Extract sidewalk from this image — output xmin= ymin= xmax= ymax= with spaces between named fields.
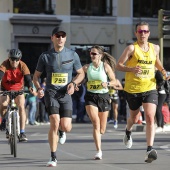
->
xmin=133 ymin=123 xmax=170 ymax=132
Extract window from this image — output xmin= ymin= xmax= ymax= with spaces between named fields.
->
xmin=71 ymin=0 xmax=112 ymax=16
xmin=13 ymin=0 xmax=54 ymax=14
xmin=133 ymin=0 xmax=170 ymax=18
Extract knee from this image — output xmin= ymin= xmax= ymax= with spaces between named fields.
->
xmin=129 ymin=116 xmax=139 ymax=124
xmin=61 ymin=124 xmax=72 ymax=132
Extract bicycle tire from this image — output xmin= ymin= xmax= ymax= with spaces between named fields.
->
xmin=12 ymin=112 xmax=17 ymax=157
xmin=10 ymin=137 xmax=13 ymax=155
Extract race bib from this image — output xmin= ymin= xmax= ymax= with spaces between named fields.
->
xmin=87 ymin=80 xmax=103 ymax=90
xmin=51 ymin=73 xmax=68 ymax=86
xmin=109 ymin=87 xmax=116 ymax=95
xmin=135 ymin=66 xmax=153 ymax=79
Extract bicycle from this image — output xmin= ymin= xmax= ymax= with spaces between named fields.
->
xmin=0 ymin=90 xmax=24 ymax=157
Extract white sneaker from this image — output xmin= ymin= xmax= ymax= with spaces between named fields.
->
xmin=59 ymin=131 xmax=66 ymax=144
xmin=107 ymin=119 xmax=114 ymax=124
xmin=145 ymin=149 xmax=157 ymax=163
xmin=155 ymin=127 xmax=163 ymax=133
xmin=113 ymin=120 xmax=118 ymax=129
xmin=46 ymin=157 xmax=57 ymax=167
xmin=94 ymin=151 xmax=102 ymax=160
xmin=123 ymin=134 xmax=132 ymax=149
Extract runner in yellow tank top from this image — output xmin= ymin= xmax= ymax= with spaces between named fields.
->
xmin=116 ymin=21 xmax=170 ymax=163
xmin=125 ymin=42 xmax=156 ymax=93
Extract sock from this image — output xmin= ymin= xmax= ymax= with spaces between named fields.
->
xmin=126 ymin=129 xmax=131 ymax=137
xmin=20 ymin=129 xmax=25 ymax=133
xmin=51 ymin=152 xmax=56 ymax=158
xmin=147 ymin=146 xmax=153 ymax=152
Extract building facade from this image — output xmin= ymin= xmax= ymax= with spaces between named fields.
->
xmin=0 ymin=0 xmax=170 ymax=80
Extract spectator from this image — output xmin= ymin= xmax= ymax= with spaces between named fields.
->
xmin=108 ymin=78 xmax=123 ymax=129
xmin=25 ymin=77 xmax=38 ymax=125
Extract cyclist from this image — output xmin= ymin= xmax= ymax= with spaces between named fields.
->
xmin=0 ymin=49 xmax=35 ymax=142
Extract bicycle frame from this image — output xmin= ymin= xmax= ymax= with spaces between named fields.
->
xmin=0 ymin=90 xmax=24 ymax=157
xmin=7 ymin=99 xmax=20 ymax=137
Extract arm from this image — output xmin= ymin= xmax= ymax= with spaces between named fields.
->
xmin=0 ymin=70 xmax=4 ymax=90
xmin=101 ymin=63 xmax=116 ymax=88
xmin=154 ymin=44 xmax=169 ymax=79
xmin=33 ymin=70 xmax=44 ymax=98
xmin=113 ymin=79 xmax=123 ymax=90
xmin=116 ymin=45 xmax=142 ymax=74
xmin=67 ymin=67 xmax=85 ymax=95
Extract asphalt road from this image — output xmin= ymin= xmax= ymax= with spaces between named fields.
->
xmin=0 ymin=121 xmax=170 ymax=170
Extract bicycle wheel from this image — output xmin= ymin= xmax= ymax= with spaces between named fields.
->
xmin=12 ymin=112 xmax=17 ymax=157
xmin=9 ymin=136 xmax=13 ymax=155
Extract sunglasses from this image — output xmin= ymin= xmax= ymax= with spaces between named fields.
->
xmin=10 ymin=58 xmax=20 ymax=61
xmin=54 ymin=33 xmax=66 ymax=38
xmin=137 ymin=30 xmax=150 ymax=34
xmin=90 ymin=52 xmax=99 ymax=56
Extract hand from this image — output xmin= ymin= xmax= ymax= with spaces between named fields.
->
xmin=67 ymin=83 xmax=75 ymax=95
xmin=133 ymin=65 xmax=142 ymax=74
xmin=101 ymin=82 xmax=108 ymax=89
xmin=37 ymin=88 xmax=44 ymax=98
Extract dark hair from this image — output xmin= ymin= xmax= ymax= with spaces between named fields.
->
xmin=8 ymin=49 xmax=22 ymax=59
xmin=91 ymin=45 xmax=116 ymax=71
xmin=135 ymin=21 xmax=150 ymax=32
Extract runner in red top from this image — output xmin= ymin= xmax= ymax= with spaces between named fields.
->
xmin=0 ymin=49 xmax=36 ymax=141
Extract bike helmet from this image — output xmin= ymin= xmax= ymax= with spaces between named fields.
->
xmin=8 ymin=49 xmax=22 ymax=59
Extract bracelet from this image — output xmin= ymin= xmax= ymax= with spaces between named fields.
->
xmin=71 ymin=81 xmax=77 ymax=88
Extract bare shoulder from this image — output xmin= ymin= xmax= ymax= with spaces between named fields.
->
xmin=83 ymin=64 xmax=90 ymax=73
xmin=153 ymin=44 xmax=160 ymax=52
xmin=127 ymin=44 xmax=135 ymax=53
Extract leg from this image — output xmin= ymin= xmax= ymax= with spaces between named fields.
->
xmin=155 ymin=93 xmax=166 ymax=128
xmin=86 ymin=105 xmax=102 ymax=152
xmin=15 ymin=94 xmax=26 ymax=131
xmin=0 ymin=95 xmax=9 ymax=130
xmin=0 ymin=95 xmax=9 ymax=117
xmin=143 ymin=103 xmax=156 ymax=147
xmin=123 ymin=107 xmax=140 ymax=149
xmin=143 ymin=102 xmax=158 ymax=163
xmin=48 ymin=114 xmax=60 ymax=152
xmin=126 ymin=108 xmax=140 ymax=131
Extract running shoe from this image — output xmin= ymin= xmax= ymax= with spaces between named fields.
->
xmin=19 ymin=133 xmax=28 ymax=142
xmin=123 ymin=134 xmax=133 ymax=149
xmin=107 ymin=119 xmax=114 ymax=124
xmin=46 ymin=157 xmax=57 ymax=167
xmin=94 ymin=151 xmax=102 ymax=160
xmin=0 ymin=119 xmax=6 ymax=131
xmin=59 ymin=130 xmax=66 ymax=144
xmin=6 ymin=129 xmax=9 ymax=139
xmin=113 ymin=120 xmax=118 ymax=129
xmin=145 ymin=149 xmax=157 ymax=163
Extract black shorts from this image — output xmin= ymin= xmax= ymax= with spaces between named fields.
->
xmin=44 ymin=89 xmax=72 ymax=118
xmin=85 ymin=92 xmax=111 ymax=112
xmin=125 ymin=90 xmax=158 ymax=111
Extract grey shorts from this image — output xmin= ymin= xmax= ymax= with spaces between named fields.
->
xmin=85 ymin=92 xmax=111 ymax=112
xmin=44 ymin=89 xmax=72 ymax=118
xmin=125 ymin=90 xmax=158 ymax=111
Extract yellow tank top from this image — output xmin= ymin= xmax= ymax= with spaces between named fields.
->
xmin=124 ymin=42 xmax=156 ymax=93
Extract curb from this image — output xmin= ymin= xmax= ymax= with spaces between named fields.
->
xmin=133 ymin=124 xmax=170 ymax=132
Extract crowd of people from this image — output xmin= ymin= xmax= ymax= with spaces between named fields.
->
xmin=0 ymin=21 xmax=170 ymax=167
